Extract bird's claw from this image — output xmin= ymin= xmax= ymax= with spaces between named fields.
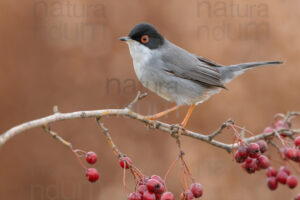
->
xmin=170 ymin=124 xmax=185 ymax=138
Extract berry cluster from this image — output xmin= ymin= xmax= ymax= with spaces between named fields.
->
xmin=71 ymin=150 xmax=100 ymax=183
xmin=234 ymin=116 xmax=300 ymax=198
xmin=84 ymin=151 xmax=99 ymax=182
xmin=266 ymin=166 xmax=298 ymax=190
xmin=128 ymin=175 xmax=168 ymax=200
xmin=128 ymin=176 xmax=203 ymax=200
xmin=118 ymin=156 xmax=203 ymax=200
xmin=235 ymin=140 xmax=270 ymax=174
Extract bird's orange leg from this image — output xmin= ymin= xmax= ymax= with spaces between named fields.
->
xmin=146 ymin=105 xmax=180 ymax=120
xmin=180 ymin=104 xmax=196 ymax=128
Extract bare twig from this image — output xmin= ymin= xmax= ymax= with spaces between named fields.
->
xmin=283 ymin=111 xmax=300 ymax=128
xmin=96 ymin=117 xmax=122 ymax=157
xmin=127 ymin=91 xmax=148 ymax=110
xmin=0 ymin=93 xmax=299 ymax=153
xmin=208 ymin=119 xmax=233 ymax=141
xmin=53 ymin=105 xmax=60 ymax=114
xmin=43 ymin=126 xmax=72 ymax=148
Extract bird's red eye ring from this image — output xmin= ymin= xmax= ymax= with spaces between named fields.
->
xmin=141 ymin=35 xmax=149 ymax=43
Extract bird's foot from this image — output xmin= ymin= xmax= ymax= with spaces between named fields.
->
xmin=170 ymin=124 xmax=186 ymax=138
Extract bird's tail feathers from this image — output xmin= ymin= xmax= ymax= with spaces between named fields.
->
xmin=220 ymin=61 xmax=283 ymax=84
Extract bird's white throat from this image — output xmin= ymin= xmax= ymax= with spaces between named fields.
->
xmin=126 ymin=40 xmax=153 ymax=79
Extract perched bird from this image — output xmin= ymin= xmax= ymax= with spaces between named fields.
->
xmin=120 ymin=23 xmax=282 ymax=128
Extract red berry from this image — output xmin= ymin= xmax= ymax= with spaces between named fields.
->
xmin=85 ymin=168 xmax=99 ymax=182
xmin=286 ymin=148 xmax=298 ymax=160
xmin=143 ymin=191 xmax=156 ymax=200
xmin=128 ymin=192 xmax=142 ymax=200
xmin=138 ymin=184 xmax=147 ymax=195
xmin=119 ymin=157 xmax=132 ymax=169
xmin=264 ymin=126 xmax=273 ymax=133
xmin=244 ymin=157 xmax=257 ymax=174
xmin=295 ymin=193 xmax=300 ymax=200
xmin=267 ymin=177 xmax=278 ymax=190
xmin=161 ymin=192 xmax=175 ymax=200
xmin=279 ymin=166 xmax=291 ymax=175
xmin=266 ymin=167 xmax=277 ymax=177
xmin=248 ymin=143 xmax=260 ymax=158
xmin=234 ymin=146 xmax=248 ymax=163
xmin=277 ymin=170 xmax=288 ymax=184
xmin=146 ymin=178 xmax=161 ymax=193
xmin=234 ymin=151 xmax=244 ymax=163
xmin=287 ymin=175 xmax=298 ymax=189
xmin=248 ymin=143 xmax=260 ymax=153
xmin=256 ymin=140 xmax=268 ymax=153
xmin=295 ymin=136 xmax=300 ymax=147
xmin=257 ymin=155 xmax=270 ymax=169
xmin=85 ymin=151 xmax=98 ymax=164
xmin=190 ymin=183 xmax=203 ymax=198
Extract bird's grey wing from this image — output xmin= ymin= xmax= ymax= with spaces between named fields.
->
xmin=160 ymin=43 xmax=225 ymax=88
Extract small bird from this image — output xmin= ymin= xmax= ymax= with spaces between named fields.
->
xmin=120 ymin=23 xmax=283 ymax=128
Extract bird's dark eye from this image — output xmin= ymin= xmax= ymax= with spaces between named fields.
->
xmin=141 ymin=35 xmax=149 ymax=44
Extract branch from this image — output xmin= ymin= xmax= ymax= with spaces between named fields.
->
xmin=0 ymin=94 xmax=299 ymax=153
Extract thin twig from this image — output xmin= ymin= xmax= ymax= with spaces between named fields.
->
xmin=42 ymin=126 xmax=72 ymax=148
xmin=208 ymin=119 xmax=233 ymax=141
xmin=283 ymin=111 xmax=300 ymax=128
xmin=96 ymin=117 xmax=122 ymax=157
xmin=43 ymin=126 xmax=87 ymax=169
xmin=53 ymin=105 xmax=60 ymax=114
xmin=126 ymin=91 xmax=148 ymax=110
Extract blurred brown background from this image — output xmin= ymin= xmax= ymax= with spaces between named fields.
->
xmin=0 ymin=0 xmax=300 ymax=199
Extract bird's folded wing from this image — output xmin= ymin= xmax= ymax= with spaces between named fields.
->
xmin=161 ymin=49 xmax=225 ymax=88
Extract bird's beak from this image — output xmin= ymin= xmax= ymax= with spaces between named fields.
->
xmin=119 ymin=36 xmax=130 ymax=41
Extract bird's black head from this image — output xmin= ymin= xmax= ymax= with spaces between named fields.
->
xmin=120 ymin=23 xmax=164 ymax=49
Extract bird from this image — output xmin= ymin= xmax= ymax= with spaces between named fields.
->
xmin=119 ymin=23 xmax=283 ymax=128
